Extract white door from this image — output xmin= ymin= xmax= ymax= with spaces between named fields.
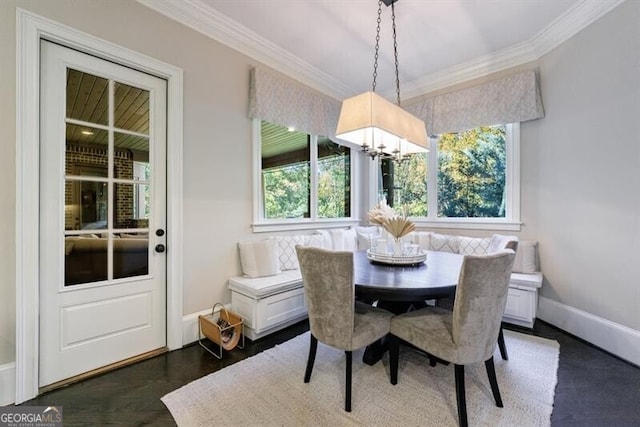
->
xmin=39 ymin=41 xmax=167 ymax=387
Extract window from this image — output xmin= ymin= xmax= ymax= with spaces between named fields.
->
xmin=317 ymin=137 xmax=351 ymax=218
xmin=381 ymin=123 xmax=520 ymax=229
xmin=257 ymin=120 xmax=352 ymax=227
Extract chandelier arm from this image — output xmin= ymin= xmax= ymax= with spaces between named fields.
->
xmin=372 ymin=0 xmax=383 ymax=92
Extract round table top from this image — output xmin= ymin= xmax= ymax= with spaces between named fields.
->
xmin=353 ymin=250 xmax=463 ymax=301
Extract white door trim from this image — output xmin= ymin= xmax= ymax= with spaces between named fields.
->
xmin=15 ymin=9 xmax=184 ymax=403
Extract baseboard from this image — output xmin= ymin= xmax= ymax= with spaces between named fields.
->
xmin=181 ymin=308 xmax=217 ymax=346
xmin=0 ymin=362 xmax=16 ymax=406
xmin=538 ymin=296 xmax=640 ymax=366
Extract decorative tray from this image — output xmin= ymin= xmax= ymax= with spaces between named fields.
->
xmin=366 ymin=249 xmax=427 ymax=266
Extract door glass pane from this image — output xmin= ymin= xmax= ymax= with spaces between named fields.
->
xmin=63 ymin=68 xmax=154 ymax=285
xmin=133 ymin=161 xmax=151 ymax=182
xmin=65 ymin=179 xmax=108 ymax=231
xmin=114 ymin=132 xmax=149 ymax=152
xmin=66 ymin=68 xmax=108 ymax=125
xmin=64 ymin=236 xmax=108 ymax=286
xmin=66 ymin=124 xmax=109 ymax=178
xmin=114 ymin=183 xmax=150 ymax=229
xmin=114 ymin=232 xmax=149 ymax=279
xmin=114 ymin=82 xmax=149 ymax=134
xmin=114 ymin=132 xmax=150 ymax=180
xmin=133 ymin=183 xmax=151 ymax=220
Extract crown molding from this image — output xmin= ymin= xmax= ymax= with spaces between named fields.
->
xmin=398 ymin=0 xmax=625 ymax=99
xmin=531 ymin=0 xmax=627 ymax=58
xmin=137 ymin=0 xmax=353 ymax=99
xmin=396 ymin=40 xmax=538 ymax=101
xmin=138 ymin=0 xmax=625 ymax=101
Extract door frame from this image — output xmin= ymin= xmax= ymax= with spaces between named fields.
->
xmin=16 ymin=9 xmax=184 ymax=403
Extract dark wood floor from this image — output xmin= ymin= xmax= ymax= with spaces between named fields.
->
xmin=16 ymin=319 xmax=640 ymax=426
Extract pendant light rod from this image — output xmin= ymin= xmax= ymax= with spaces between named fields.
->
xmin=371 ymin=1 xmax=383 ymax=93
xmin=391 ymin=1 xmax=401 ymax=106
xmin=335 ymin=0 xmax=428 ymax=163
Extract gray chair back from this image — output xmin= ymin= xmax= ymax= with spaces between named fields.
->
xmin=296 ymin=245 xmax=355 ymax=350
xmin=452 ymin=251 xmax=516 ymax=363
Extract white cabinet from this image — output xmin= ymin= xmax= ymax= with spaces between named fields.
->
xmin=503 ymin=272 xmax=543 ymax=328
xmin=231 ymin=286 xmax=307 ymax=341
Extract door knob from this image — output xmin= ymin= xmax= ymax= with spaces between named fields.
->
xmin=156 ymin=229 xmax=165 ymax=237
xmin=155 ymin=244 xmax=166 ymax=253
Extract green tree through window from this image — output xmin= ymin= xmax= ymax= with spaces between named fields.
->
xmin=260 ymin=121 xmax=351 ymax=221
xmin=393 ymin=153 xmax=428 ymax=217
xmin=318 ymin=137 xmax=350 ymax=218
xmin=263 ymin=162 xmax=309 ymax=218
xmin=387 ymin=125 xmax=507 ymax=219
xmin=438 ymin=126 xmax=506 ymax=217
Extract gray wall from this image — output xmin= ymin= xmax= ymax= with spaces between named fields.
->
xmin=0 ymin=0 xmax=260 ymax=366
xmin=523 ymin=0 xmax=640 ymax=330
xmin=0 ymin=0 xmax=18 ymax=368
xmin=0 ymin=0 xmax=638 ymax=373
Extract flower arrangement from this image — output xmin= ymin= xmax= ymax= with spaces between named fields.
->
xmin=367 ymin=200 xmax=396 ymax=227
xmin=367 ymin=201 xmax=415 ymax=240
xmin=382 ymin=215 xmax=415 ymax=240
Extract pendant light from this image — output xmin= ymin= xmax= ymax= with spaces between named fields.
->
xmin=335 ymin=0 xmax=428 ymax=162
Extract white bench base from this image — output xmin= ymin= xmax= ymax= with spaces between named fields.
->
xmin=503 ymin=272 xmax=543 ymax=328
xmin=230 ymin=281 xmax=307 ymax=341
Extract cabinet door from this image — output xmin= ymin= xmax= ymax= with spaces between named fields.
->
xmin=504 ymin=288 xmax=535 ymax=324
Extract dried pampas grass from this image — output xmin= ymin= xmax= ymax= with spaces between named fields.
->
xmin=367 ymin=200 xmax=396 ymax=226
xmin=383 ymin=216 xmax=415 ymax=240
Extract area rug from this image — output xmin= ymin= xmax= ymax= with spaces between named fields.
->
xmin=162 ymin=330 xmax=559 ymax=426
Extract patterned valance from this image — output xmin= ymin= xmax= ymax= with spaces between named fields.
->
xmin=249 ymin=67 xmax=341 ymax=138
xmin=405 ymin=70 xmax=545 ymax=136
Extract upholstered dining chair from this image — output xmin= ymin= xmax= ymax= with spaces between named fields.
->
xmin=489 ymin=234 xmax=519 ymax=361
xmin=295 ymin=245 xmax=393 ymax=412
xmin=389 ymin=250 xmax=516 ymax=427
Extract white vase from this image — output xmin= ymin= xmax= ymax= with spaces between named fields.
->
xmin=393 ymin=238 xmax=403 ymax=257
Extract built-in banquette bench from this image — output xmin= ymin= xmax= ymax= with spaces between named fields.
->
xmin=229 ymin=229 xmax=542 ymax=340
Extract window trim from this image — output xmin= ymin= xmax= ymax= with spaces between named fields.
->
xmin=252 ymin=118 xmax=359 ymax=232
xmin=391 ymin=123 xmax=522 ymax=231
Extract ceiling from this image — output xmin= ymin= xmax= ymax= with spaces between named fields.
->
xmin=139 ymin=0 xmax=623 ymax=100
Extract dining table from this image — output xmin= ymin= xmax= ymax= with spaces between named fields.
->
xmin=353 ymin=249 xmax=465 ymax=365
xmin=354 ymin=249 xmax=463 ymax=302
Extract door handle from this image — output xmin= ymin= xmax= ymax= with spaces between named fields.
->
xmin=156 ymin=229 xmax=165 ymax=237
xmin=155 ymin=244 xmax=166 ymax=253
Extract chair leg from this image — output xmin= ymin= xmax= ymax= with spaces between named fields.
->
xmin=389 ymin=335 xmax=399 ymax=385
xmin=485 ymin=356 xmax=504 ymax=407
xmin=304 ymin=334 xmax=318 ymax=383
xmin=345 ymin=351 xmax=352 ymax=412
xmin=498 ymin=326 xmax=508 ymax=360
xmin=429 ymin=356 xmax=437 ymax=367
xmin=454 ymin=364 xmax=468 ymax=427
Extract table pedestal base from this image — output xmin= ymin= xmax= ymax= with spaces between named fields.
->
xmin=362 ymin=300 xmax=429 ymax=366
